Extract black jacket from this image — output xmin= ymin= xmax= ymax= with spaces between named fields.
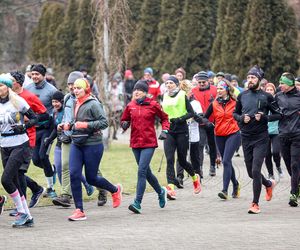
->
xmin=275 ymin=87 xmax=300 ymax=136
xmin=233 ymin=89 xmax=281 ymax=138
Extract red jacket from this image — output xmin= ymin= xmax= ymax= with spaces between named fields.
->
xmin=192 ymin=85 xmax=217 ymax=122
xmin=19 ymin=89 xmax=47 ymax=147
xmin=212 ymin=98 xmax=239 ymax=136
xmin=121 ymin=97 xmax=169 ymax=148
xmin=144 ymin=78 xmax=161 ymax=101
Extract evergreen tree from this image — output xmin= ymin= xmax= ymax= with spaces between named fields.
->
xmin=127 ymin=0 xmax=162 ymax=75
xmin=153 ymin=0 xmax=184 ymax=75
xmin=168 ymin=0 xmax=217 ymax=77
xmin=55 ymin=0 xmax=79 ymax=69
xmin=74 ymin=0 xmax=95 ymax=71
xmin=210 ymin=0 xmax=227 ymax=72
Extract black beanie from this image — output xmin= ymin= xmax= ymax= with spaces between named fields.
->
xmin=10 ymin=71 xmax=25 ymax=86
xmin=166 ymin=75 xmax=179 ymax=86
xmin=52 ymin=91 xmax=65 ymax=104
xmin=31 ymin=64 xmax=47 ymax=76
xmin=133 ymin=80 xmax=149 ymax=93
xmin=195 ymin=71 xmax=208 ymax=81
xmin=247 ymin=65 xmax=264 ymax=80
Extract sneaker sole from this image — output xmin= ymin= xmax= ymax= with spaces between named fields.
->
xmin=113 ymin=184 xmax=123 ymax=208
xmin=52 ymin=199 xmax=71 ymax=208
xmin=218 ymin=193 xmax=228 ymax=200
xmin=167 ymin=193 xmax=176 ymax=200
xmin=128 ymin=205 xmax=141 ymax=214
xmin=68 ymin=216 xmax=87 ymax=221
xmin=248 ymin=209 xmax=261 ymax=214
xmin=289 ymin=200 xmax=298 ymax=207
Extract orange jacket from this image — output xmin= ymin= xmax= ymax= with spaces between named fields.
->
xmin=212 ymin=98 xmax=239 ymax=136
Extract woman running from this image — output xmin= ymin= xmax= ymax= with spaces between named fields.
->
xmin=205 ymin=80 xmax=241 ymax=200
xmin=0 ymin=74 xmax=38 ymax=227
xmin=161 ymin=76 xmax=201 ymax=200
xmin=121 ymin=80 xmax=169 ymax=214
xmin=62 ymin=78 xmax=122 ymax=221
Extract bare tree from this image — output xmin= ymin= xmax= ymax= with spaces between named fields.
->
xmin=92 ymin=0 xmax=131 ymax=149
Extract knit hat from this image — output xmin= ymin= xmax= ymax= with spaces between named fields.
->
xmin=231 ymin=75 xmax=239 ymax=82
xmin=124 ymin=69 xmax=133 ymax=78
xmin=216 ymin=72 xmax=225 ymax=78
xmin=207 ymin=71 xmax=215 ymax=78
xmin=247 ymin=65 xmax=264 ymax=80
xmin=74 ymin=78 xmax=91 ymax=94
xmin=10 ymin=71 xmax=25 ymax=86
xmin=166 ymin=75 xmax=179 ymax=86
xmin=67 ymin=71 xmax=84 ymax=84
xmin=0 ymin=74 xmax=13 ymax=88
xmin=52 ymin=91 xmax=64 ymax=104
xmin=194 ymin=71 xmax=208 ymax=81
xmin=31 ymin=64 xmax=47 ymax=76
xmin=144 ymin=67 xmax=153 ymax=75
xmin=133 ymin=80 xmax=149 ymax=93
xmin=175 ymin=67 xmax=186 ymax=79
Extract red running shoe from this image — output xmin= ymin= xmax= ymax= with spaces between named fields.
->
xmin=112 ymin=184 xmax=123 ymax=208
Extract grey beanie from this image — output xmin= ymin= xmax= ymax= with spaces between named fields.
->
xmin=67 ymin=71 xmax=84 ymax=84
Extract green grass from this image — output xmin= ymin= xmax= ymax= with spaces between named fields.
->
xmin=0 ymin=143 xmax=167 ymax=208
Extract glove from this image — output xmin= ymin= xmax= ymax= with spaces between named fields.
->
xmin=43 ymin=137 xmax=51 ymax=148
xmin=11 ymin=124 xmax=26 ymax=134
xmin=158 ymin=130 xmax=168 ymax=140
xmin=120 ymin=121 xmax=130 ymax=130
xmin=75 ymin=121 xmax=88 ymax=129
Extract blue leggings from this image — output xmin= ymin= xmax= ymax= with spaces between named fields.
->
xmin=216 ymin=132 xmax=241 ymax=193
xmin=69 ymin=143 xmax=117 ymax=211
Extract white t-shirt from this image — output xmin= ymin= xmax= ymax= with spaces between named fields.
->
xmin=0 ymin=95 xmax=30 ymax=147
xmin=188 ymin=99 xmax=203 ymax=143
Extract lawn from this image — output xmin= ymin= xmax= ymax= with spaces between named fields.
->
xmin=0 ymin=143 xmax=167 ymax=208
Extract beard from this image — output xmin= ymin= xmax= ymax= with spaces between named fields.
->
xmin=248 ymin=81 xmax=259 ymax=90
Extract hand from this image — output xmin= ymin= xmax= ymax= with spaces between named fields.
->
xmin=255 ymin=112 xmax=263 ymax=121
xmin=63 ymin=123 xmax=71 ymax=131
xmin=44 ymin=137 xmax=51 ymax=147
xmin=120 ymin=121 xmax=130 ymax=131
xmin=57 ymin=123 xmax=64 ymax=131
xmin=11 ymin=124 xmax=26 ymax=134
xmin=243 ymin=114 xmax=251 ymax=123
xmin=158 ymin=130 xmax=168 ymax=140
xmin=75 ymin=121 xmax=88 ymax=129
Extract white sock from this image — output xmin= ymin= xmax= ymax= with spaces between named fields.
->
xmin=46 ymin=177 xmax=54 ymax=189
xmin=9 ymin=190 xmax=25 ymax=214
xmin=21 ymin=196 xmax=32 ymax=219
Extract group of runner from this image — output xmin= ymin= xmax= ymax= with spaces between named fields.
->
xmin=0 ymin=63 xmax=299 ymax=228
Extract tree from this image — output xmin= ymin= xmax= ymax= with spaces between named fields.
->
xmin=55 ymin=0 xmax=79 ymax=69
xmin=167 ymin=0 xmax=217 ymax=77
xmin=153 ymin=0 xmax=184 ymax=76
xmin=127 ymin=0 xmax=162 ymax=75
xmin=74 ymin=0 xmax=95 ymax=71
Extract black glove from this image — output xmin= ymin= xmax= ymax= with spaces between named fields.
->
xmin=158 ymin=131 xmax=168 ymax=140
xmin=120 ymin=121 xmax=130 ymax=130
xmin=11 ymin=124 xmax=26 ymax=134
xmin=202 ymin=118 xmax=214 ymax=128
xmin=44 ymin=137 xmax=51 ymax=148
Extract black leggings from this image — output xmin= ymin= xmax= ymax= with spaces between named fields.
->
xmin=164 ymin=132 xmax=195 ymax=184
xmin=242 ymin=136 xmax=271 ymax=204
xmin=204 ymin=125 xmax=217 ymax=167
xmin=279 ymin=135 xmax=300 ymax=195
xmin=265 ymin=134 xmax=281 ymax=176
xmin=1 ymin=142 xmax=30 ymax=196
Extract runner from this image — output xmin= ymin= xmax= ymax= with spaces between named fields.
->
xmin=161 ymin=76 xmax=201 ymax=200
xmin=205 ymin=80 xmax=241 ymax=200
xmin=275 ymin=72 xmax=300 ymax=207
xmin=64 ymin=78 xmax=122 ymax=221
xmin=120 ymin=80 xmax=169 ymax=214
xmin=233 ymin=65 xmax=280 ymax=214
xmin=0 ymin=74 xmax=38 ymax=227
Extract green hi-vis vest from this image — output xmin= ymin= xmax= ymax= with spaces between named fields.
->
xmin=162 ymin=90 xmax=187 ymax=120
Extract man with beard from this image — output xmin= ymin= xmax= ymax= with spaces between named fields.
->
xmin=233 ymin=65 xmax=281 ymax=214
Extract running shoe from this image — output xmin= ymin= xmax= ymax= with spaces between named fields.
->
xmin=209 ymin=166 xmax=216 ymax=176
xmin=175 ymin=177 xmax=184 ymax=189
xmin=232 ymin=182 xmax=241 ymax=198
xmin=248 ymin=203 xmax=261 ymax=214
xmin=29 ymin=187 xmax=46 ymax=208
xmin=112 ymin=184 xmax=122 ymax=208
xmin=193 ymin=174 xmax=201 ymax=194
xmin=97 ymin=189 xmax=107 ymax=206
xmin=68 ymin=209 xmax=87 ymax=221
xmin=166 ymin=186 xmax=176 ymax=200
xmin=86 ymin=184 xmax=95 ymax=196
xmin=52 ymin=195 xmax=72 ymax=207
xmin=12 ymin=213 xmax=30 ymax=227
xmin=128 ymin=200 xmax=141 ymax=214
xmin=218 ymin=191 xmax=228 ymax=200
xmin=265 ymin=180 xmax=276 ymax=201
xmin=45 ymin=188 xmax=57 ymax=199
xmin=158 ymin=187 xmax=167 ymax=208
xmin=289 ymin=194 xmax=298 ymax=207
xmin=0 ymin=195 xmax=7 ymax=215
